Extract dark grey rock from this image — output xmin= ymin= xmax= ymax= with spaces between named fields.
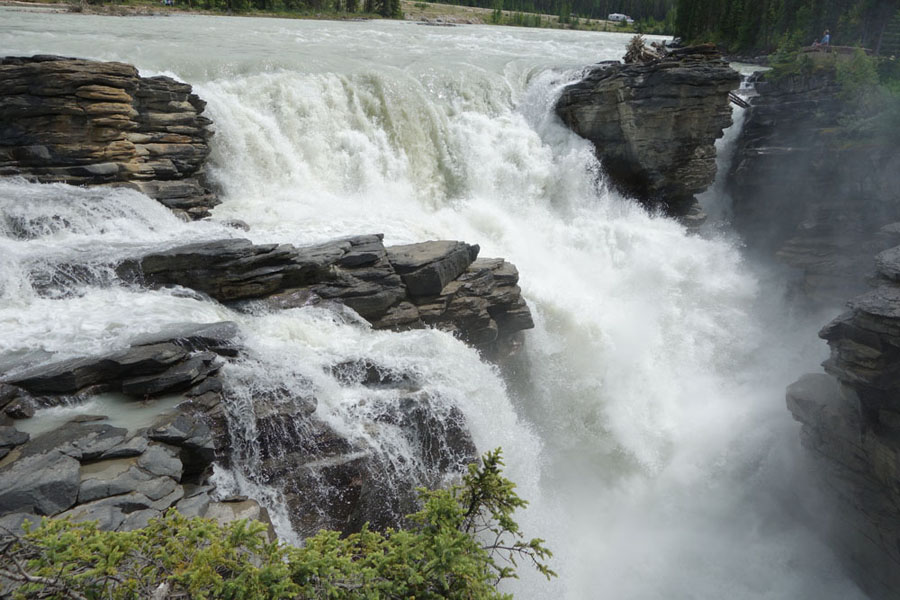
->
xmin=148 ymin=411 xmax=215 ymax=476
xmin=137 ymin=444 xmax=182 ymax=479
xmin=121 ymin=351 xmax=220 ymax=397
xmin=18 ymin=422 xmax=128 ymax=462
xmin=0 ymin=450 xmax=80 ymax=515
xmin=100 ymin=435 xmax=149 ymax=459
xmin=120 ymin=508 xmax=162 ymax=531
xmin=0 ymin=426 xmax=29 ymax=449
xmin=175 ymin=490 xmax=211 ymax=518
xmin=4 ymin=396 xmax=35 ymax=419
xmin=875 ymin=246 xmax=900 ymax=282
xmin=0 ymin=512 xmax=38 ymax=537
xmin=386 ymin=240 xmax=479 ymax=296
xmin=3 ymin=322 xmax=238 ymax=398
xmin=57 ymin=492 xmax=155 ymax=530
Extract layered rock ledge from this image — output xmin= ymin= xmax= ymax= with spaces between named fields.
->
xmin=116 ymin=234 xmax=533 ymax=353
xmin=0 ymin=55 xmax=216 ymax=219
xmin=0 ymin=323 xmax=272 ymax=538
xmin=0 ymin=319 xmax=477 ymax=539
xmin=555 ymin=44 xmax=739 ymax=217
xmin=787 ymin=242 xmax=900 ymax=599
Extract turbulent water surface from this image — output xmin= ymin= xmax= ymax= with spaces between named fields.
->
xmin=0 ymin=10 xmax=867 ymax=599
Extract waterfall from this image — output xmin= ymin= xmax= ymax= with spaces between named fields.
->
xmin=0 ymin=10 xmax=868 ymax=599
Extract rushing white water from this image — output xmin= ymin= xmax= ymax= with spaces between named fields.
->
xmin=0 ymin=9 xmax=868 ymax=599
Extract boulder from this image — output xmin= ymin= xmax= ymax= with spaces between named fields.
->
xmin=0 ymin=56 xmax=217 ymax=219
xmin=556 ymin=44 xmax=739 ymax=216
xmin=0 ymin=426 xmax=29 ymax=450
xmin=0 ymin=450 xmax=80 ymax=515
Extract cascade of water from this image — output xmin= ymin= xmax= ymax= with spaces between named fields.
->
xmin=0 ymin=10 xmax=868 ymax=599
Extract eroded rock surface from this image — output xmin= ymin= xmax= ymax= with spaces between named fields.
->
xmin=117 ymin=235 xmax=533 ymax=352
xmin=0 ymin=55 xmax=216 ymax=219
xmin=556 ymin=44 xmax=739 ymax=216
xmin=787 ymin=244 xmax=900 ymax=600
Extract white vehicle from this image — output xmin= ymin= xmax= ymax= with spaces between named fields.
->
xmin=608 ymin=12 xmax=633 ymax=22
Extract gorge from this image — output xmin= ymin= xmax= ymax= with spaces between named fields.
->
xmin=0 ymin=9 xmax=895 ymax=600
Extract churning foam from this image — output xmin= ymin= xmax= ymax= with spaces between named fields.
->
xmin=0 ymin=11 xmax=867 ymax=598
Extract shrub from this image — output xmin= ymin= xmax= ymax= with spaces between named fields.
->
xmin=0 ymin=449 xmax=554 ymax=599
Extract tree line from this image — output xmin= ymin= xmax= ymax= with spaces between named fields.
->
xmin=675 ymin=0 xmax=900 ymax=54
xmin=442 ymin=0 xmax=676 ymax=21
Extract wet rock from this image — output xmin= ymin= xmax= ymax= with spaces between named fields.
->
xmin=148 ymin=411 xmax=215 ymax=477
xmin=137 ymin=443 xmax=182 ymax=479
xmin=100 ymin=435 xmax=149 ymax=459
xmin=78 ymin=457 xmax=178 ymax=504
xmin=0 ymin=56 xmax=217 ymax=218
xmin=387 ymin=257 xmax=534 ymax=350
xmin=175 ymin=489 xmax=211 ymax=518
xmin=57 ymin=492 xmax=155 ymax=530
xmin=728 ymin=66 xmax=900 ymax=306
xmin=121 ymin=351 xmax=221 ymax=397
xmin=115 ymin=236 xmax=532 ymax=351
xmin=17 ymin=422 xmax=129 ymax=461
xmin=0 ymin=384 xmax=21 ymax=410
xmin=4 ymin=396 xmax=35 ymax=419
xmin=0 ymin=450 xmax=80 ymax=515
xmin=3 ymin=321 xmax=238 ymax=398
xmin=556 ymin=44 xmax=739 ymax=215
xmin=0 ymin=426 xmax=29 ymax=450
xmin=386 ymin=240 xmax=479 ymax=297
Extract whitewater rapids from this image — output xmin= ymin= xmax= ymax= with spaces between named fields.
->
xmin=0 ymin=10 xmax=867 ymax=599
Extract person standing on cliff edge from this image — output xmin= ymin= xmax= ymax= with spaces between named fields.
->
xmin=814 ymin=29 xmax=831 ymax=48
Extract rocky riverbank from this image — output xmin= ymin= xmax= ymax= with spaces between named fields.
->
xmin=0 ymin=56 xmax=534 ymax=540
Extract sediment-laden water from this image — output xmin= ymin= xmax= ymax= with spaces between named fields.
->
xmin=0 ymin=10 xmax=867 ymax=599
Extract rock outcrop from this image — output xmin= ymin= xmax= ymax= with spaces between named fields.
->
xmin=0 ymin=55 xmax=534 ymax=546
xmin=0 ymin=321 xmax=478 ymax=540
xmin=556 ymin=44 xmax=740 ymax=216
xmin=728 ymin=61 xmax=900 ymax=305
xmin=0 ymin=55 xmax=216 ymax=219
xmin=787 ymin=242 xmax=900 ymax=600
xmin=116 ymin=234 xmax=533 ymax=353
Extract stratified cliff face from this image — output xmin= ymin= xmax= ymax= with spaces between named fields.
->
xmin=729 ymin=65 xmax=900 ymax=305
xmin=0 ymin=55 xmax=216 ymax=219
xmin=787 ymin=244 xmax=900 ymax=600
xmin=555 ymin=44 xmax=740 ymax=217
